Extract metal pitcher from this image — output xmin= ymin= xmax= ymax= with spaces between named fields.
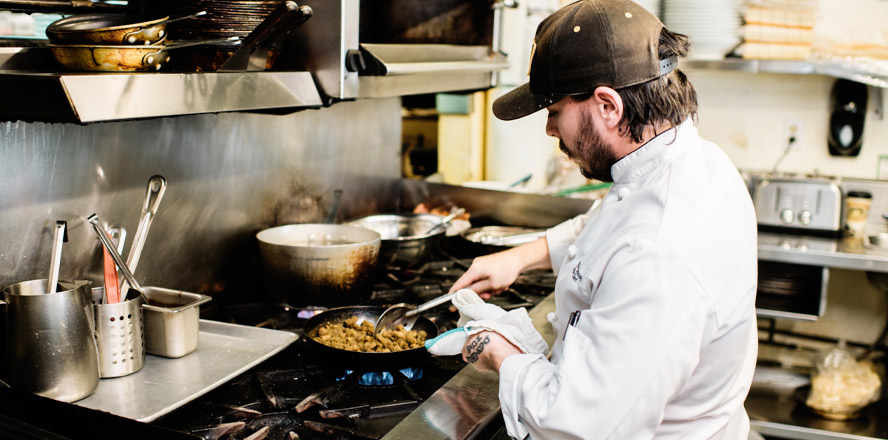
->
xmin=1 ymin=279 xmax=99 ymax=402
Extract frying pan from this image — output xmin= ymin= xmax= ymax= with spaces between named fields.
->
xmin=49 ymin=37 xmax=238 ymax=72
xmin=46 ymin=11 xmax=206 ymax=46
xmin=303 ymin=306 xmax=439 ymax=371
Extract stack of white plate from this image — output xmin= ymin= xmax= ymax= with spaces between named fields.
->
xmin=634 ymin=0 xmax=663 ymax=19
xmin=663 ymin=0 xmax=743 ymax=60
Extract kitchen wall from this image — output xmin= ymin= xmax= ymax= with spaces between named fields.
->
xmin=691 ymin=70 xmax=887 ymax=179
xmin=0 ymin=98 xmax=403 ymax=304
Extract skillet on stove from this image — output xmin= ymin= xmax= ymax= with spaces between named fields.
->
xmin=303 ymin=306 xmax=439 ymax=371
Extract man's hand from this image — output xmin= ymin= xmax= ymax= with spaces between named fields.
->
xmin=462 ymin=330 xmax=521 ymax=372
xmin=450 ymin=237 xmax=552 ymax=298
xmin=450 ymin=252 xmax=523 ymax=297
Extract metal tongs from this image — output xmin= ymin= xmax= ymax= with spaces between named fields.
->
xmin=479 ymin=229 xmax=545 ymax=246
xmin=88 ymin=214 xmax=145 ymax=302
xmin=373 ymin=291 xmax=457 ymax=335
xmin=424 ymin=208 xmax=465 ymax=236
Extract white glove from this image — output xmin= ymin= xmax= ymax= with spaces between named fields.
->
xmin=425 ymin=289 xmax=549 ymax=356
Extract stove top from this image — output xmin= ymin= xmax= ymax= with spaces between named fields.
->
xmin=152 ymin=242 xmax=555 ymax=440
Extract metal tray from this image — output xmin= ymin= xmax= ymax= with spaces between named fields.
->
xmin=73 ymin=319 xmax=298 ymax=422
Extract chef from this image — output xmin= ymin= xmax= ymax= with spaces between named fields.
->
xmin=444 ymin=0 xmax=759 ymax=438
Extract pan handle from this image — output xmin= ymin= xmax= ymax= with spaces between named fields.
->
xmin=122 ymin=11 xmax=208 ymax=45
xmin=163 ymin=36 xmax=241 ymax=51
xmin=139 ymin=36 xmax=240 ymax=68
xmin=217 ymin=1 xmax=313 ymax=72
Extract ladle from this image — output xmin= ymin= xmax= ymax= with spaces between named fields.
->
xmin=374 ymin=291 xmax=456 ymax=335
xmin=120 ymin=175 xmax=166 ymax=298
xmin=424 ymin=207 xmax=465 ymax=236
xmin=325 ymin=189 xmax=343 ymax=224
xmin=88 ymin=214 xmax=144 ymax=300
xmin=46 ymin=220 xmax=67 ymax=294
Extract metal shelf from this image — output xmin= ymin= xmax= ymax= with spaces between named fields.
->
xmin=758 ymin=231 xmax=888 ymax=273
xmin=0 ymin=46 xmax=324 ymax=123
xmin=684 ymin=58 xmax=888 ymax=89
xmin=355 ymin=44 xmax=509 ymax=99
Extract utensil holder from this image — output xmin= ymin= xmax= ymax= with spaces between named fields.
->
xmin=93 ymin=289 xmax=145 ymax=378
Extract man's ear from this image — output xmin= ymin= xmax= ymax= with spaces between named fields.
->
xmin=591 ymin=87 xmax=623 ymax=128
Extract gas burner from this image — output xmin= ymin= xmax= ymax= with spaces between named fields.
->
xmin=369 ymin=288 xmax=407 ymax=303
xmin=336 ymin=367 xmax=424 ymax=387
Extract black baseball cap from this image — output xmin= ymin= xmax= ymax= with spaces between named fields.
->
xmin=493 ymin=0 xmax=678 ymax=121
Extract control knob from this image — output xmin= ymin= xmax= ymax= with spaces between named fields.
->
xmin=798 ymin=210 xmax=812 ymax=225
xmin=780 ymin=209 xmax=795 ymax=224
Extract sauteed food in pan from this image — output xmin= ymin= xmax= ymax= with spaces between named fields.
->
xmin=312 ymin=316 xmax=427 ymax=353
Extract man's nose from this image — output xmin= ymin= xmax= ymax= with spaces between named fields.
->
xmin=545 ymin=120 xmax=559 ymax=138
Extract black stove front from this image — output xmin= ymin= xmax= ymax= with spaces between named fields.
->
xmin=152 ymin=243 xmax=555 ymax=440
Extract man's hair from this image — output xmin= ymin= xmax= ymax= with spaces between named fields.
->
xmin=616 ymin=28 xmax=698 ymax=143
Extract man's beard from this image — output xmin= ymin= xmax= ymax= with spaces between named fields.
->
xmin=558 ymin=110 xmax=618 ymax=182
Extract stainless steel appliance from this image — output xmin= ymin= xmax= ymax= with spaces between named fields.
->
xmin=753 ymin=177 xmax=844 ymax=234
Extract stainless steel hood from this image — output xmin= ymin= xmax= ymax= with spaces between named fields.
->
xmin=0 ymin=47 xmax=322 ymax=123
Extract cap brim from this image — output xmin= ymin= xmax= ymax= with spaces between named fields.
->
xmin=492 ymin=83 xmax=565 ymax=121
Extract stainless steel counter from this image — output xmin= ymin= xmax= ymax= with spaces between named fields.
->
xmin=382 ymin=293 xmax=557 ymax=440
xmin=758 ymin=232 xmax=888 ymax=273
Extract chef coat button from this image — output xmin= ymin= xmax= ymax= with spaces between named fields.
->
xmin=618 ymin=187 xmax=630 ymax=200
xmin=547 ymin=312 xmax=558 ymax=324
xmin=567 ymin=245 xmax=577 ymax=258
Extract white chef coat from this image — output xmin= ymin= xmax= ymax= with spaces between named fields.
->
xmin=498 ymin=120 xmax=758 ymax=440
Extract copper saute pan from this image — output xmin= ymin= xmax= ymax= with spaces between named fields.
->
xmin=303 ymin=306 xmax=439 ymax=371
xmin=46 ymin=11 xmax=206 ymax=46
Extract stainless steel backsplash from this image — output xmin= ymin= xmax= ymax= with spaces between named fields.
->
xmin=0 ymin=98 xmax=402 ymax=302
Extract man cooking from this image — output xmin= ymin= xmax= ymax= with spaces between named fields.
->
xmin=440 ymin=0 xmax=758 ymax=438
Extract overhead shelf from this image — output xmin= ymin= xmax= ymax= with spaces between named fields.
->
xmin=683 ymin=58 xmax=888 ymax=89
xmin=0 ymin=47 xmax=323 ymax=123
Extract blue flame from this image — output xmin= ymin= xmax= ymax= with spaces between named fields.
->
xmin=338 ymin=367 xmax=424 ymax=385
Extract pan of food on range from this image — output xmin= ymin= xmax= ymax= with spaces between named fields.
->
xmin=302 ymin=305 xmax=438 ymax=371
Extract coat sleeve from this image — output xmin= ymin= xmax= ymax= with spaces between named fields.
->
xmin=498 ymin=239 xmax=716 ymax=439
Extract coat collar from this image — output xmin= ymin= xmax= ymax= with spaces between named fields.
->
xmin=610 ymin=119 xmax=696 ymax=184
